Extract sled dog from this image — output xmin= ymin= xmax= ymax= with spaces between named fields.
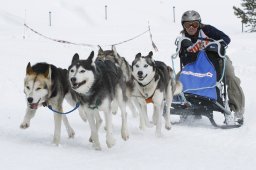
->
xmin=68 ymin=51 xmax=129 ymax=150
xmin=131 ymin=51 xmax=182 ymax=136
xmin=97 ymin=46 xmax=138 ymax=117
xmin=22 ymin=62 xmax=77 ymax=145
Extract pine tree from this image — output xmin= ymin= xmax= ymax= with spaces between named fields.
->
xmin=233 ymin=0 xmax=256 ymax=32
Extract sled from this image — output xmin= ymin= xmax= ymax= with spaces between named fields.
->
xmin=170 ymin=37 xmax=242 ymax=129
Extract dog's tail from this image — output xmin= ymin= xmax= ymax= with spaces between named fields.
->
xmin=168 ymin=66 xmax=183 ymax=95
xmin=173 ymin=81 xmax=183 ymax=95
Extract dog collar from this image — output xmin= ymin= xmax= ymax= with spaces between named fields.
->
xmin=136 ymin=76 xmax=155 ymax=87
xmin=88 ymin=98 xmax=101 ymax=110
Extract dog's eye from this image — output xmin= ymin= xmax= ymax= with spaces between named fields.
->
xmin=80 ymin=70 xmax=85 ymax=73
xmin=135 ymin=64 xmax=139 ymax=68
xmin=26 ymin=86 xmax=30 ymax=90
xmin=70 ymin=69 xmax=74 ymax=73
xmin=36 ymin=87 xmax=41 ymax=91
xmin=144 ymin=64 xmax=148 ymax=68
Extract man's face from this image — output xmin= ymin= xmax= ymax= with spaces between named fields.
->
xmin=183 ymin=21 xmax=199 ymax=36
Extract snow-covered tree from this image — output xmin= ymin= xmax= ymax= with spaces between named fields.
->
xmin=233 ymin=0 xmax=256 ymax=32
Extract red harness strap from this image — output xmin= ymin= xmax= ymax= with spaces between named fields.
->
xmin=145 ymin=97 xmax=153 ymax=104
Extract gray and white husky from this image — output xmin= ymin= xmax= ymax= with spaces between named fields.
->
xmin=97 ymin=46 xmax=138 ymax=117
xmin=22 ymin=62 xmax=76 ymax=145
xmin=68 ymin=51 xmax=129 ymax=150
xmin=132 ymin=51 xmax=182 ymax=136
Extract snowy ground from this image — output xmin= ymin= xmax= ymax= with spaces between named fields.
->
xmin=1 ymin=0 xmax=256 ymax=170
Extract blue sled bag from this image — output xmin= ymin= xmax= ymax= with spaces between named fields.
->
xmin=179 ymin=50 xmax=217 ymax=100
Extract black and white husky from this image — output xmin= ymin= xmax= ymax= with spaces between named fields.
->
xmin=68 ymin=51 xmax=129 ymax=150
xmin=22 ymin=62 xmax=76 ymax=145
xmin=97 ymin=46 xmax=138 ymax=117
xmin=132 ymin=51 xmax=182 ymax=136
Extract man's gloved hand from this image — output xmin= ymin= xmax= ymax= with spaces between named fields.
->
xmin=181 ymin=39 xmax=193 ymax=48
xmin=187 ymin=41 xmax=203 ymax=53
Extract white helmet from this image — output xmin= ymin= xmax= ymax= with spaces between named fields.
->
xmin=181 ymin=10 xmax=201 ymax=23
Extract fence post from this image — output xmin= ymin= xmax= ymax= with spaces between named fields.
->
xmin=105 ymin=5 xmax=107 ymax=20
xmin=49 ymin=11 xmax=52 ymax=26
xmin=173 ymin=6 xmax=175 ymax=23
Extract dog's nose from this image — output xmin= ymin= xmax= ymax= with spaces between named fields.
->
xmin=71 ymin=77 xmax=76 ymax=83
xmin=27 ymin=97 xmax=33 ymax=104
xmin=137 ymin=71 xmax=143 ymax=77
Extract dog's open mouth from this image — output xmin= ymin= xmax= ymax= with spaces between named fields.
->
xmin=138 ymin=74 xmax=147 ymax=81
xmin=72 ymin=80 xmax=86 ymax=89
xmin=29 ymin=99 xmax=41 ymax=110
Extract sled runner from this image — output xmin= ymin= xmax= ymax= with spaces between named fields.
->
xmin=170 ymin=37 xmax=242 ymax=129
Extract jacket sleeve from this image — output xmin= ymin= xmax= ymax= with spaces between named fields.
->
xmin=202 ymin=25 xmax=231 ymax=46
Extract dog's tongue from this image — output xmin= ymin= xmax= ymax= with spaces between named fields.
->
xmin=30 ymin=103 xmax=38 ymax=109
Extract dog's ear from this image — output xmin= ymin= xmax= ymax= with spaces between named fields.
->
xmin=98 ymin=45 xmax=104 ymax=54
xmin=72 ymin=53 xmax=79 ymax=64
xmin=112 ymin=45 xmax=120 ymax=59
xmin=26 ymin=62 xmax=34 ymax=75
xmin=135 ymin=53 xmax=141 ymax=59
xmin=44 ymin=66 xmax=52 ymax=79
xmin=148 ymin=51 xmax=153 ymax=58
xmin=88 ymin=51 xmax=94 ymax=64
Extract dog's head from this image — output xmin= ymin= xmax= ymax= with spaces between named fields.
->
xmin=68 ymin=51 xmax=95 ymax=94
xmin=24 ymin=62 xmax=51 ymax=109
xmin=132 ymin=51 xmax=156 ymax=85
xmin=97 ymin=45 xmax=121 ymax=64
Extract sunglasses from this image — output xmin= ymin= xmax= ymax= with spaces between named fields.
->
xmin=183 ymin=21 xmax=200 ymax=29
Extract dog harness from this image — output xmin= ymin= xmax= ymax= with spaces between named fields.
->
xmin=145 ymin=96 xmax=153 ymax=104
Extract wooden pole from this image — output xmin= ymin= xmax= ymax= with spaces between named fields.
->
xmin=49 ymin=11 xmax=52 ymax=26
xmin=105 ymin=5 xmax=107 ymax=20
xmin=173 ymin=6 xmax=175 ymax=23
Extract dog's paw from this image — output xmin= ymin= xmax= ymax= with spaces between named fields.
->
xmin=122 ymin=134 xmax=129 ymax=141
xmin=106 ymin=136 xmax=116 ymax=148
xmin=93 ymin=143 xmax=102 ymax=150
xmin=121 ymin=130 xmax=129 ymax=141
xmin=89 ymin=136 xmax=93 ymax=143
xmin=20 ymin=122 xmax=30 ymax=129
xmin=68 ymin=129 xmax=75 ymax=138
xmin=52 ymin=137 xmax=60 ymax=146
xmin=165 ymin=123 xmax=172 ymax=130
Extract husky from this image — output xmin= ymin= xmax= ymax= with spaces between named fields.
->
xmin=97 ymin=46 xmax=138 ymax=117
xmin=131 ymin=51 xmax=182 ymax=136
xmin=68 ymin=51 xmax=129 ymax=150
xmin=22 ymin=62 xmax=77 ymax=145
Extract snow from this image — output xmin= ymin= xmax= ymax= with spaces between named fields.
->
xmin=1 ymin=0 xmax=256 ymax=170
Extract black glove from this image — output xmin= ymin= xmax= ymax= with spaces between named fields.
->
xmin=181 ymin=39 xmax=193 ymax=49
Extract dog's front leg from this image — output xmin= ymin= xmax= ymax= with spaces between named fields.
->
xmin=53 ymin=111 xmax=62 ymax=146
xmin=154 ymin=104 xmax=163 ymax=137
xmin=134 ymin=98 xmax=146 ymax=130
xmin=20 ymin=107 xmax=36 ymax=129
xmin=62 ymin=115 xmax=75 ymax=138
xmin=95 ymin=111 xmax=102 ymax=131
xmin=135 ymin=98 xmax=150 ymax=130
xmin=86 ymin=109 xmax=101 ymax=150
xmin=78 ymin=108 xmax=87 ymax=122
xmin=104 ymin=109 xmax=115 ymax=148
